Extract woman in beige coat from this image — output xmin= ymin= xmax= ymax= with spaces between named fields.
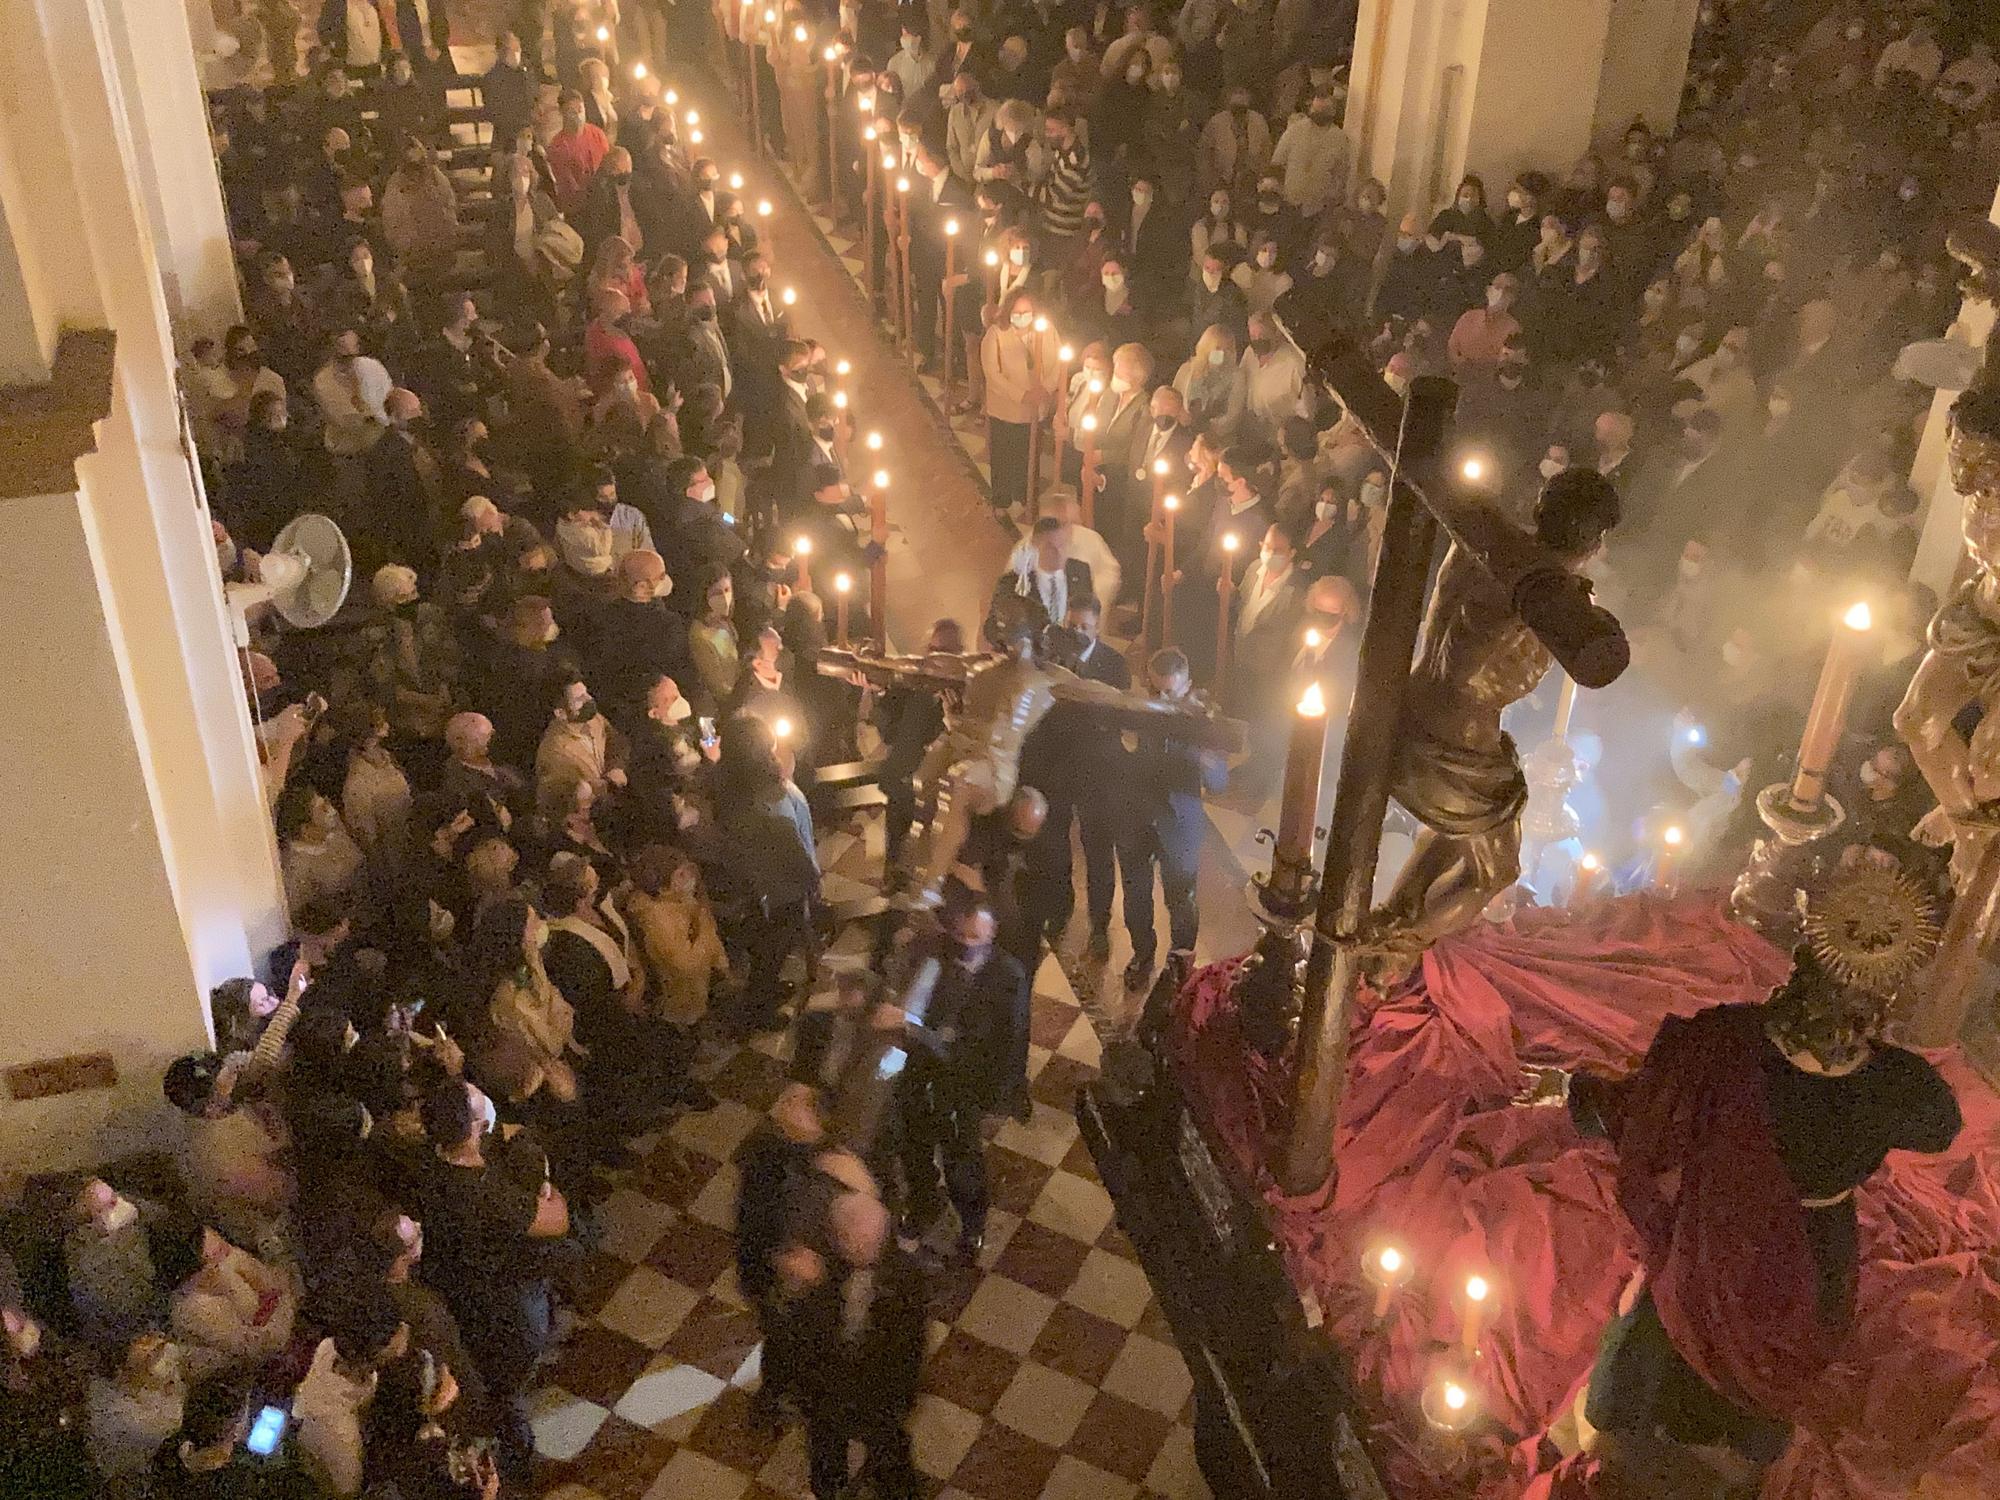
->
xmin=481 ymin=899 xmax=583 ymax=1106
xmin=980 ymin=289 xmax=1062 ymax=516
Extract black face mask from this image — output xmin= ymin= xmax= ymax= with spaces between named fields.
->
xmin=815 ymin=423 xmax=836 ymax=440
xmin=747 ymin=272 xmax=769 ymax=289
xmin=1152 ymin=412 xmax=1176 ymax=431
xmin=1249 ymin=337 xmax=1275 ymax=355
xmin=572 ymin=699 xmax=599 ymax=722
xmin=694 ymin=303 xmax=718 ymax=321
xmin=610 ymin=172 xmax=631 ymax=185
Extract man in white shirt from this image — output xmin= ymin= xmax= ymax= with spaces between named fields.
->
xmin=312 ymin=328 xmax=393 ymax=456
xmin=1044 ymin=489 xmax=1120 ymax=611
xmin=1269 ymin=89 xmax=1352 ymax=218
xmin=1238 ymin=312 xmax=1306 ymax=440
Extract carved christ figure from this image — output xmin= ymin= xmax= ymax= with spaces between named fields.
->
xmin=823 ymin=604 xmax=1240 ymax=900
xmin=1894 ymin=218 xmax=2000 ymax=887
xmin=1371 ymin=469 xmax=1622 ymax=970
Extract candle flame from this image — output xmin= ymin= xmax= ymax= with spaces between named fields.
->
xmin=823 ymin=43 xmax=837 ymax=60
xmin=872 ymin=468 xmax=889 ymax=488
xmin=1466 ymin=1275 xmax=1490 ymax=1303
xmin=795 ymin=24 xmax=808 ymax=41
xmin=757 ymin=198 xmax=774 ymax=216
xmin=1080 ymin=414 xmax=1097 ymax=432
xmin=665 ymin=88 xmax=678 ymax=104
xmin=688 ymin=128 xmax=703 ymax=143
xmin=895 ymin=176 xmax=910 ymax=193
xmin=1298 ymin=682 xmax=1326 ymax=717
xmin=1460 ymin=455 xmax=1486 ymax=482
xmin=1087 ymin=378 xmax=1104 ymax=394
xmin=729 ymin=171 xmax=745 ymax=189
xmin=1663 ymin=825 xmax=1685 ymax=847
xmin=1843 ymin=600 xmax=1873 ymax=631
xmin=773 ymin=715 xmax=792 ymax=739
xmin=1303 ymin=628 xmax=1323 ymax=648
xmin=596 ymin=24 xmax=610 ymax=40
xmin=1153 ymin=458 xmax=1170 ymax=475
xmin=834 ymin=572 xmax=852 ymax=593
xmin=1222 ymin=532 xmax=1240 ymax=552
xmin=863 ymin=124 xmax=877 ymax=140
xmin=782 ymin=286 xmax=797 ymax=304
xmin=1059 ymin=344 xmax=1075 ymax=361
xmin=835 ymin=359 xmax=851 ymax=376
xmin=764 ymin=9 xmax=776 ymax=23
xmin=866 ymin=431 xmax=883 ymax=450
xmin=1378 ymin=1246 xmax=1403 ymax=1275
xmin=685 ymin=109 xmax=700 ymax=125
xmin=632 ymin=61 xmax=648 ymax=78
xmin=1163 ymin=494 xmax=1180 ymax=511
xmin=882 ymin=153 xmax=896 ymax=169
xmin=1033 ymin=315 xmax=1049 ymax=332
xmin=1444 ymin=1382 xmax=1468 ymax=1412
xmin=945 ymin=217 xmax=960 ymax=235
xmin=833 ymin=391 xmax=849 ymax=408
xmin=793 ymin=535 xmax=812 ymax=555
xmin=984 ymin=248 xmax=999 ymax=265
xmin=1581 ymin=851 xmax=1602 ymax=871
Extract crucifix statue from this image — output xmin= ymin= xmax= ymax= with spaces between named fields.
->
xmin=1267 ymin=293 xmax=1630 ymax=1194
xmin=822 ymin=598 xmax=1243 ymax=901
xmin=1891 ymin=217 xmax=2000 ymax=1044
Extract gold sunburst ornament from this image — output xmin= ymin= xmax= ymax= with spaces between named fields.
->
xmin=1801 ymin=865 xmax=1941 ymax=995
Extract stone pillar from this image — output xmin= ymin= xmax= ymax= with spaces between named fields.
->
xmin=0 ymin=0 xmax=283 ymax=1173
xmin=99 ymin=0 xmax=245 ymax=338
xmin=1591 ymin=0 xmax=1701 ymax=145
xmin=1346 ymin=0 xmax=1693 ymax=222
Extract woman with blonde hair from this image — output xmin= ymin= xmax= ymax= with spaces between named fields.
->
xmin=981 ymin=288 xmax=1062 ymax=516
xmin=589 ymin=234 xmax=652 ymax=319
xmin=627 ymin=844 xmax=730 ymax=1035
xmin=1174 ymin=323 xmax=1247 ymax=437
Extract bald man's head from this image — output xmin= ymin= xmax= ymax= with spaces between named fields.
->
xmin=618 ymin=548 xmax=670 ymax=602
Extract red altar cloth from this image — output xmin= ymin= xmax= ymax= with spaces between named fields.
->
xmin=1167 ymin=893 xmax=2000 ymax=1500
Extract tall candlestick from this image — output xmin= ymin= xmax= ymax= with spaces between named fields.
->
xmin=1460 ymin=1274 xmax=1490 ymax=1355
xmin=1052 ymin=343 xmax=1075 ymax=478
xmin=831 ymin=391 xmax=851 ymax=470
xmin=1140 ymin=458 xmax=1169 ymax=647
xmin=1276 ymin=682 xmax=1329 ymax=862
xmin=895 ymin=176 xmax=915 ymax=349
xmin=1552 ymin=672 xmax=1578 ymax=741
xmin=823 ymin=45 xmax=840 ymax=207
xmin=941 ymin=219 xmax=960 ymax=396
xmin=1160 ymin=494 xmax=1179 ymax=649
xmin=869 ymin=467 xmax=889 ymax=647
xmin=833 ymin=572 xmax=852 ymax=646
xmin=1214 ymin=532 xmax=1241 ymax=699
xmin=1789 ymin=600 xmax=1874 ymax=810
xmin=747 ymin=10 xmax=764 ymax=151
xmin=1078 ymin=412 xmax=1100 ymax=529
xmin=862 ymin=126 xmax=879 ymax=304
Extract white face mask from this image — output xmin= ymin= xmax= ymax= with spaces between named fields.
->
xmin=1361 ymin=479 xmax=1386 ymax=506
xmin=692 ymin=478 xmax=718 ymax=503
xmin=1259 ymin=548 xmax=1278 ymax=568
xmin=1009 ymin=247 xmax=1026 ymax=266
xmin=1011 ymin=311 xmax=1034 ymax=329
xmin=1257 ymin=250 xmax=1277 ymax=269
xmin=1313 ymin=251 xmax=1333 ymax=272
xmin=476 ymin=1090 xmax=498 ymax=1134
xmin=1539 ymin=457 xmax=1564 ymax=479
xmin=1109 ymin=374 xmax=1130 ymax=393
xmin=1207 ymin=346 xmax=1226 ymax=365
xmin=102 ymin=1197 xmax=140 ymax=1234
xmin=1486 ymin=289 xmax=1506 ymax=310
xmin=1678 ymin=557 xmax=1703 ymax=580
xmin=1315 ymin=500 xmax=1337 ymax=520
xmin=1103 ymin=273 xmax=1124 ymax=290
xmin=1202 ymin=269 xmax=1222 ymax=292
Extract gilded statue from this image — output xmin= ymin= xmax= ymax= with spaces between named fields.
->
xmin=1894 ymin=217 xmax=2000 ymax=888
xmin=822 ymin=601 xmax=1241 ymax=901
xmin=1369 ymin=469 xmax=1623 ymax=972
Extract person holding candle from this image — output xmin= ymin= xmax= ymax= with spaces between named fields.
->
xmin=980 ymin=289 xmax=1061 ymax=518
xmin=1228 ymin=522 xmax=1306 ymax=736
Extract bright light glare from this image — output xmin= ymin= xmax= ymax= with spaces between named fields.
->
xmin=1378 ymin=1246 xmax=1403 ymax=1275
xmin=773 ymin=715 xmax=793 ymax=739
xmin=1461 ymin=456 xmax=1486 ymax=482
xmin=1303 ymin=628 xmax=1323 ymax=648
xmin=1444 ymin=1383 xmax=1468 ymax=1412
xmin=1663 ymin=825 xmax=1685 ymax=847
xmin=1465 ymin=1275 xmax=1490 ymax=1303
xmin=1298 ymin=682 xmax=1326 ymax=717
xmin=872 ymin=469 xmax=889 ymax=489
xmin=834 ymin=573 xmax=852 ymax=593
xmin=1843 ymin=600 xmax=1873 ymax=631
xmin=1222 ymin=532 xmax=1240 ymax=553
xmin=793 ymin=535 xmax=812 ymax=556
xmin=1162 ymin=494 xmax=1180 ymax=512
xmin=865 ymin=430 xmax=883 ymax=450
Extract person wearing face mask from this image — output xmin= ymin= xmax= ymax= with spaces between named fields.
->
xmin=887 ymin=24 xmax=938 ymax=103
xmin=945 ymin=68 xmax=997 ymax=181
xmin=980 ymin=292 xmax=1062 ymax=516
xmin=1189 ymin=246 xmax=1251 ymax=345
xmin=314 ymin=327 xmax=394 ymax=457
xmin=1448 ymin=272 xmax=1523 ymax=377
xmin=893 ymin=898 xmax=1032 ymax=1258
xmin=1196 ymin=88 xmax=1272 ymax=201
xmin=1092 ymin=44 xmax=1155 ymax=164
xmin=1428 ymin=174 xmax=1493 ymax=254
xmin=1227 ymin=522 xmax=1305 ymax=721
xmin=1122 ymin=170 xmax=1182 ymax=310
xmin=1120 ymin=649 xmax=1228 ymax=990
xmin=1174 ymin=323 xmax=1247 ymax=437
xmin=1533 ymin=226 xmax=1617 ymax=367
xmin=1270 ymin=87 xmax=1351 ymax=220
xmin=1190 ymin=186 xmax=1248 ymax=280
xmin=1089 ymin=342 xmax=1158 ymax=576
xmin=1487 ymin=172 xmax=1548 ymax=272
xmin=380 ymin=137 xmax=460 ymax=289
xmin=1060 ymin=197 xmax=1116 ymax=310
xmin=1237 ymin=311 xmax=1305 ymax=442
xmin=1234 ymin=229 xmax=1294 ymax=315
xmin=1375 ymin=212 xmax=1439 ymax=326
xmin=666 ymin=280 xmax=734 ymax=402
xmin=1031 ymin=109 xmax=1096 ymax=244
xmin=547 ymin=89 xmax=610 ymax=216
xmin=1298 ymin=477 xmax=1368 ymax=592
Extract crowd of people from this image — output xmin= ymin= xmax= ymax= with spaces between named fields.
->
xmin=6 ymin=0 xmax=2000 ymax=1495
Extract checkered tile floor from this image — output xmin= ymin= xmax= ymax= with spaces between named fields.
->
xmin=529 ymin=819 xmax=1209 ymax=1500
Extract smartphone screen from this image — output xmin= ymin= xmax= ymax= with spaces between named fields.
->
xmin=245 ymin=1404 xmax=288 ymax=1457
xmin=877 ymin=1046 xmax=907 ymax=1081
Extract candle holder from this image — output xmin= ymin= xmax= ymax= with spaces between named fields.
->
xmin=1730 ymin=782 xmax=1846 ymax=935
xmin=1360 ymin=1241 xmax=1412 ymax=1323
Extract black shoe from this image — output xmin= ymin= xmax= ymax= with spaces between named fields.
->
xmin=953 ymin=1229 xmax=984 ymax=1265
xmin=1123 ymin=955 xmax=1153 ymax=993
xmin=1087 ymin=928 xmax=1111 ymax=962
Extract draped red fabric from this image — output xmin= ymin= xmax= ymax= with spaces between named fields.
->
xmin=1608 ymin=1003 xmax=1833 ymax=1419
xmin=1166 ymin=894 xmax=2000 ymax=1500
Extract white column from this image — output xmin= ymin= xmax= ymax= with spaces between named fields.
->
xmin=1348 ymin=0 xmax=1694 ymax=223
xmin=1591 ymin=0 xmax=1701 ymax=145
xmin=98 ymin=0 xmax=244 ymax=337
xmin=0 ymin=0 xmax=285 ymax=1170
xmin=1910 ymin=182 xmax=2000 ymax=598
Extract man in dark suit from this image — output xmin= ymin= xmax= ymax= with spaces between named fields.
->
xmin=364 ymin=388 xmax=441 ymax=577
xmin=666 ymin=277 xmax=733 ymax=401
xmin=988 ymin=516 xmax=1095 ymax=634
xmin=1123 ymin=169 xmax=1186 ymax=320
xmin=1227 ymin=524 xmax=1307 ymax=793
xmin=893 ymin=899 xmax=1031 ymax=1259
xmin=1123 ymin=648 xmax=1227 ymax=991
xmin=907 ymin=137 xmax=976 ymax=371
xmin=1028 ymin=596 xmax=1133 ymax=957
xmin=1088 ymin=345 xmax=1155 ymax=585
xmin=572 ymin=550 xmax=696 ymax=715
xmin=761 ymin=341 xmax=822 ymax=523
xmin=387 ymin=0 xmax=453 ymax=70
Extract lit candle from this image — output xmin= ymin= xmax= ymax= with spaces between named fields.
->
xmin=1573 ymin=851 xmax=1603 ymax=905
xmin=773 ymin=714 xmax=793 ymax=740
xmin=792 ymin=534 xmax=813 ymax=595
xmin=794 ymin=23 xmax=808 ymax=41
xmin=1460 ymin=454 xmax=1486 ymax=483
xmin=1658 ymin=824 xmax=1684 ymax=892
xmin=729 ymin=170 xmax=745 ymax=191
xmin=835 ymin=358 xmax=851 ymax=377
xmin=865 ymin=430 xmax=883 ymax=452
xmin=782 ymin=285 xmax=797 ymax=306
xmin=1421 ymin=1361 xmax=1480 ymax=1434
xmin=686 ymin=109 xmax=700 ymax=126
xmin=631 ymin=61 xmax=648 ymax=79
xmin=1460 ymin=1274 xmax=1490 ymax=1355
xmin=596 ymin=23 xmax=611 ymax=41
xmin=665 ymin=88 xmax=679 ymax=105
xmin=1789 ymin=600 xmax=1874 ymax=810
xmin=1215 ymin=532 xmax=1241 ymax=696
xmin=757 ymin=198 xmax=774 ymax=217
xmin=1276 ymin=683 xmax=1329 ymax=863
xmin=1363 ymin=1242 xmax=1410 ymax=1320
xmin=869 ymin=469 xmax=890 ymax=647
xmin=833 ymin=572 xmax=852 ymax=646
xmin=1078 ymin=413 xmax=1100 ymax=528
xmin=689 ymin=127 xmax=704 ymax=144
xmin=1161 ymin=494 xmax=1180 ymax=649
xmin=942 ymin=219 xmax=961 ymax=396
xmin=833 ymin=390 xmax=848 ymax=409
